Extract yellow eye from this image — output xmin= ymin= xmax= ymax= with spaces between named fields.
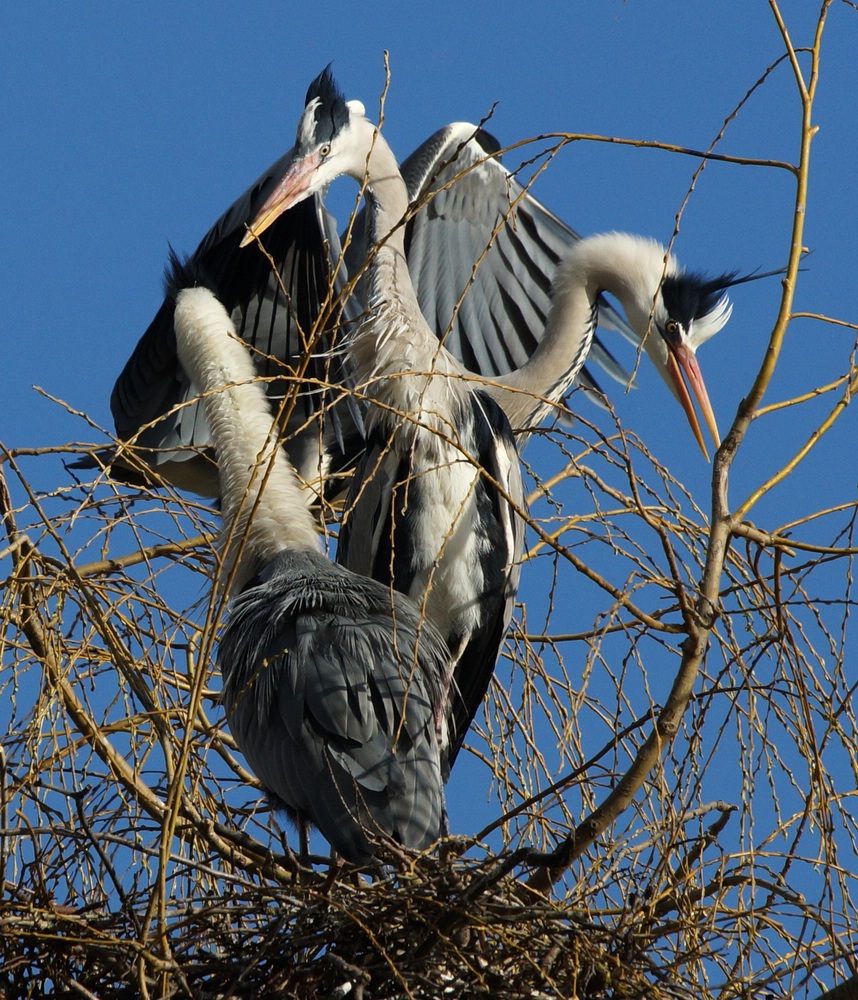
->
xmin=319 ymin=143 xmax=331 ymax=157
xmin=664 ymin=319 xmax=680 ymax=337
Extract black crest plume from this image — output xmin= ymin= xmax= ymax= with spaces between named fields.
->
xmin=305 ymin=65 xmax=350 ymax=140
xmin=663 ymin=265 xmax=786 ymax=325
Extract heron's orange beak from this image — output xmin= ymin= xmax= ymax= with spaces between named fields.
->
xmin=664 ymin=340 xmax=721 ymax=461
xmin=239 ymin=152 xmax=322 ymax=248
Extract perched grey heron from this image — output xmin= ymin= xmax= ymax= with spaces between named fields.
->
xmin=173 ymin=283 xmax=448 ymax=863
xmin=240 ymin=67 xmax=746 ymax=766
xmin=97 ymin=68 xmax=751 ymax=775
xmin=97 ymin=84 xmax=643 ymax=495
xmin=243 ymin=69 xmax=525 ymax=770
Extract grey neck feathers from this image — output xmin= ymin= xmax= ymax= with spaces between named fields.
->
xmin=348 ymin=122 xmax=464 ymax=401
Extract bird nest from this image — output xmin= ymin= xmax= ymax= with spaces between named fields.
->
xmin=2 ymin=412 xmax=858 ymax=998
xmin=2 ymin=846 xmax=675 ymax=999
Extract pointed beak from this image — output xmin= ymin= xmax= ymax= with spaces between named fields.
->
xmin=239 ymin=152 xmax=322 ymax=248
xmin=664 ymin=340 xmax=721 ymax=461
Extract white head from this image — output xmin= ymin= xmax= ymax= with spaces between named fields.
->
xmin=240 ymin=67 xmax=377 ymax=245
xmin=557 ymin=232 xmax=740 ymax=458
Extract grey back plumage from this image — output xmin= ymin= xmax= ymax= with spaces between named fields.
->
xmin=220 ymin=548 xmax=449 ymax=863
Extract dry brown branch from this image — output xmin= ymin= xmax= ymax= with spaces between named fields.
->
xmin=2 ymin=4 xmax=857 ymax=996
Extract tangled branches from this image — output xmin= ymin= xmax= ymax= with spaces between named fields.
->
xmin=2 ymin=3 xmax=858 ymax=996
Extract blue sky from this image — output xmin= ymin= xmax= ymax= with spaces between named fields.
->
xmin=2 ymin=3 xmax=857 ymax=985
xmin=3 ymin=3 xmax=855 ymax=515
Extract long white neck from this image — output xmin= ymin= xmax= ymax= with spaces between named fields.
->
xmin=346 ymin=120 xmax=461 ymax=389
xmin=491 ymin=232 xmax=669 ymax=427
xmin=173 ymin=287 xmax=321 ymax=594
xmin=360 ymin=124 xmax=412 ymax=302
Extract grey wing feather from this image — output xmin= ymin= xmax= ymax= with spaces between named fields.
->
xmin=334 ymin=436 xmax=400 ymax=583
xmin=219 ymin=549 xmax=447 ymax=862
xmin=398 ymin=124 xmax=637 ymax=392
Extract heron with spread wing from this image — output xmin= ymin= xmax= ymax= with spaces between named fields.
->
xmin=239 ymin=68 xmax=747 ymax=768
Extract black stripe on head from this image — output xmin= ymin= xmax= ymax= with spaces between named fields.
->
xmin=305 ymin=65 xmax=350 ymax=144
xmin=662 ymin=270 xmax=739 ymax=325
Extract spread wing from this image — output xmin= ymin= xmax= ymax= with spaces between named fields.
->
xmin=107 ymin=156 xmax=361 ymax=492
xmin=345 ymin=123 xmax=635 ymax=406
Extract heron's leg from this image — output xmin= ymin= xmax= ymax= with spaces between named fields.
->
xmin=435 ymin=638 xmax=467 ymax=751
xmin=293 ymin=811 xmax=312 ymax=867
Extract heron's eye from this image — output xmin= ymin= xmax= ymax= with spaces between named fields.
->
xmin=319 ymin=143 xmax=331 ymax=158
xmin=664 ymin=319 xmax=681 ymax=338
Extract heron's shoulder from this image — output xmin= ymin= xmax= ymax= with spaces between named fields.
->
xmin=400 ymin=123 xmax=501 ymax=199
xmin=237 ymin=550 xmax=447 ymax=652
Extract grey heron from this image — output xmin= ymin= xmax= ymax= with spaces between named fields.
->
xmin=243 ymin=68 xmax=525 ymax=769
xmin=240 ymin=67 xmax=745 ymax=766
xmin=98 ymin=89 xmax=642 ymax=495
xmin=173 ymin=283 xmax=448 ymax=863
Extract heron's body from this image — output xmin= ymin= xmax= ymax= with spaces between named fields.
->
xmin=243 ymin=68 xmax=743 ymax=764
xmin=173 ymin=286 xmax=447 ymax=863
xmin=247 ymin=71 xmax=525 ymax=767
xmin=339 ymin=149 xmax=525 ymax=763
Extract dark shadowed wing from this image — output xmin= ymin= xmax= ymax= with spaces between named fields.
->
xmin=108 ymin=155 xmax=359 ymax=494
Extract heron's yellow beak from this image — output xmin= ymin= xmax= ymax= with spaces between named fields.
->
xmin=239 ymin=152 xmax=322 ymax=248
xmin=664 ymin=340 xmax=721 ymax=461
